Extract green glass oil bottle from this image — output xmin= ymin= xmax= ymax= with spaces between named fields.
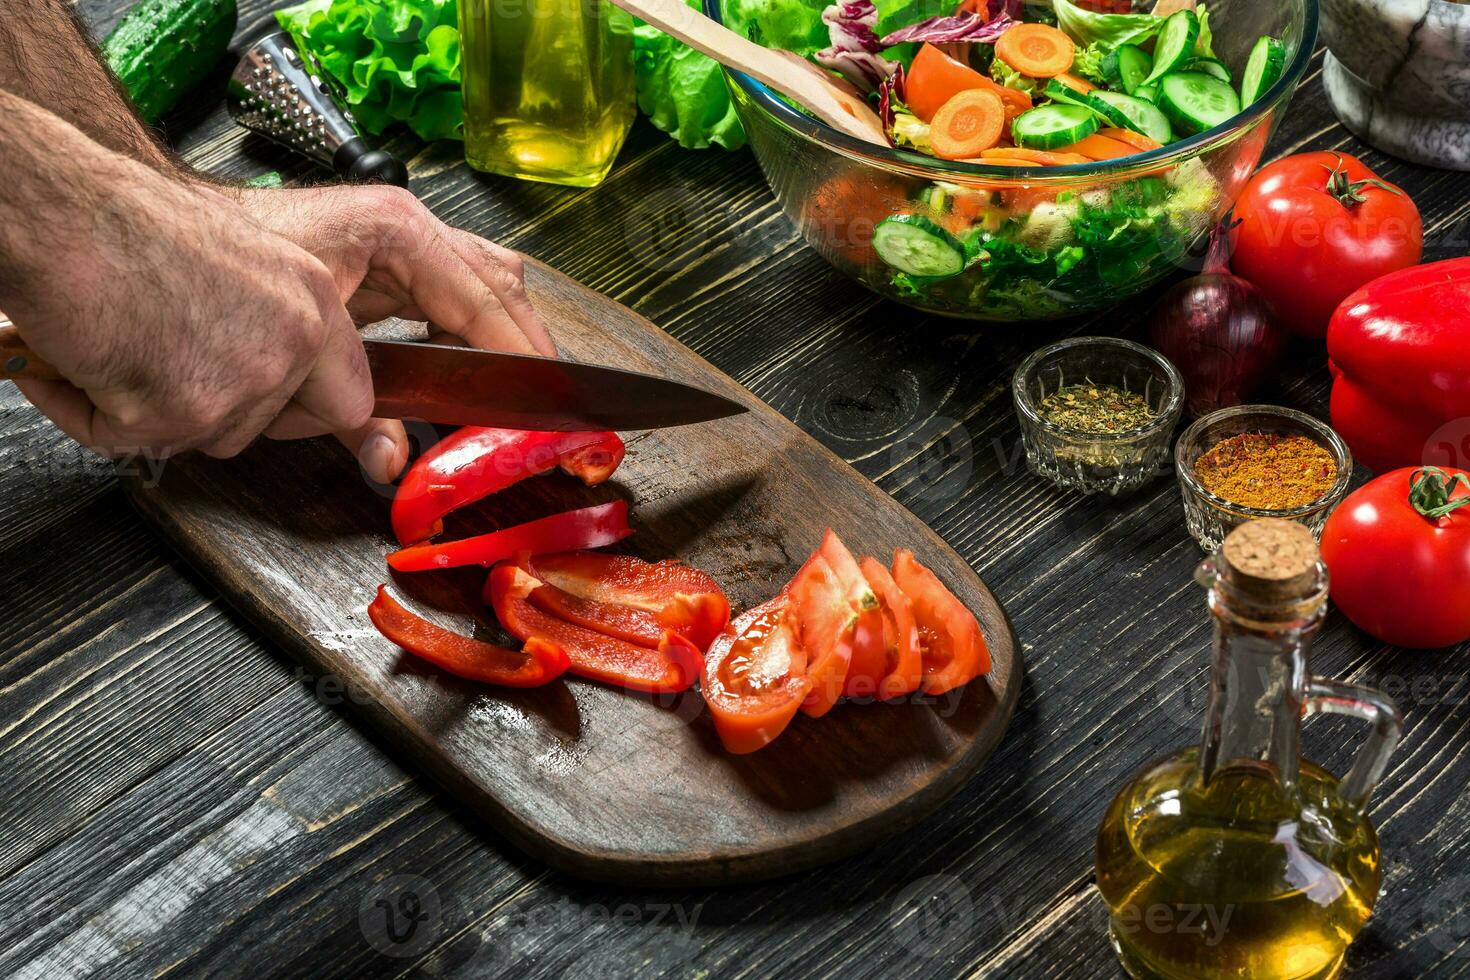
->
xmin=1096 ymin=519 xmax=1404 ymax=980
xmin=459 ymin=0 xmax=635 ymax=187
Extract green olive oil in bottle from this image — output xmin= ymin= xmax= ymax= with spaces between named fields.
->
xmin=459 ymin=0 xmax=635 ymax=187
xmin=1096 ymin=520 xmax=1403 ymax=980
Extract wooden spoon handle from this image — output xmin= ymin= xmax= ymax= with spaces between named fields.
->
xmin=0 ymin=320 xmax=62 ymax=382
xmin=609 ymin=0 xmax=888 ymax=145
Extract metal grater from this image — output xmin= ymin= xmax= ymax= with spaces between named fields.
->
xmin=226 ymin=32 xmax=407 ymax=186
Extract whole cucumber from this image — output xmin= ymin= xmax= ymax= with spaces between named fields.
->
xmin=102 ymin=0 xmax=238 ymax=122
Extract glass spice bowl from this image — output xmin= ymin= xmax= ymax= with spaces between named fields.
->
xmin=1175 ymin=405 xmax=1355 ymax=551
xmin=1012 ymin=337 xmax=1185 ymax=495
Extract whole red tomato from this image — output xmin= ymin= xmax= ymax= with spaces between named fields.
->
xmin=1230 ymin=152 xmax=1422 ymax=339
xmin=1321 ymin=466 xmax=1470 ymax=649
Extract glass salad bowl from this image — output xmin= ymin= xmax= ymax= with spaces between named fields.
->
xmin=705 ymin=0 xmax=1318 ymax=321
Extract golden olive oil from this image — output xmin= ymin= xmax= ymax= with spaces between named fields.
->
xmin=459 ymin=0 xmax=635 ymax=187
xmin=1096 ymin=752 xmax=1380 ymax=980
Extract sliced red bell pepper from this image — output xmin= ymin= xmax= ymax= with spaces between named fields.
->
xmin=367 ymin=585 xmax=570 ymax=687
xmin=520 ymin=551 xmax=730 ymax=652
xmin=391 ymin=427 xmax=626 ymax=545
xmin=892 ymin=548 xmax=991 ymax=695
xmin=386 ymin=501 xmax=633 ymax=573
xmin=485 ymin=564 xmax=701 ymax=694
xmin=858 ymin=556 xmax=923 ymax=700
xmin=701 ymin=595 xmax=812 ymax=754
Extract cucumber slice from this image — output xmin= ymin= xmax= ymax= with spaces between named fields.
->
xmin=1043 ymin=78 xmax=1099 ymax=112
xmin=1142 ymin=9 xmax=1200 ymax=86
xmin=1088 ymin=91 xmax=1174 ymax=145
xmin=1011 ymin=104 xmax=1101 ymax=150
xmin=1182 ymin=57 xmax=1231 ymax=83
xmin=1240 ymin=36 xmax=1287 ymax=106
xmin=1157 ymin=71 xmax=1243 ymax=135
xmin=1133 ymin=81 xmax=1160 ymax=104
xmin=1103 ymin=45 xmax=1153 ymax=95
xmin=873 ymin=215 xmax=966 ymax=278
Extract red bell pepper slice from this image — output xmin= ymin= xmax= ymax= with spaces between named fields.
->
xmin=891 ymin=548 xmax=991 ymax=695
xmin=386 ymin=501 xmax=633 ymax=573
xmin=519 ymin=551 xmax=730 ymax=652
xmin=786 ymin=530 xmax=881 ymax=717
xmin=701 ymin=595 xmax=812 ymax=754
xmin=367 ymin=585 xmax=570 ymax=687
xmin=485 ymin=564 xmax=702 ymax=694
xmin=391 ymin=427 xmax=626 ymax=545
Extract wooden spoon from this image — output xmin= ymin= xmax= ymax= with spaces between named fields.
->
xmin=611 ymin=0 xmax=889 ymax=146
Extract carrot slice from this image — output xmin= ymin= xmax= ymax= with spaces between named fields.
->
xmin=1055 ymin=133 xmax=1138 ymax=161
xmin=978 ymin=147 xmax=1090 ymax=165
xmin=995 ymin=23 xmax=1075 ymax=78
xmin=1100 ymin=127 xmax=1164 ymax=152
xmin=1054 ymin=72 xmax=1097 ymax=94
xmin=930 ymin=89 xmax=1006 ymax=160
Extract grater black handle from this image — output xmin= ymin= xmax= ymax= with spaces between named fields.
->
xmin=334 ymin=138 xmax=410 ymax=188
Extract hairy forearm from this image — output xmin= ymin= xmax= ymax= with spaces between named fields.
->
xmin=0 ymin=0 xmax=176 ymax=171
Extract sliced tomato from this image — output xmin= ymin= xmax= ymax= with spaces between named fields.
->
xmin=811 ymin=531 xmax=884 ymax=701
xmin=891 ymin=548 xmax=991 ymax=695
xmin=522 ymin=551 xmax=730 ymax=652
xmin=485 ymin=564 xmax=701 ymax=694
xmin=701 ymin=596 xmax=812 ymax=754
xmin=859 ymin=556 xmax=923 ymax=700
xmin=367 ymin=585 xmax=570 ymax=687
xmin=783 ymin=531 xmax=879 ymax=716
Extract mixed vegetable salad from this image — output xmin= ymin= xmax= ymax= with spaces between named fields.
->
xmin=732 ymin=0 xmax=1291 ymax=318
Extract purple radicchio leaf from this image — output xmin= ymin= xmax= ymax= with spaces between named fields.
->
xmin=815 ymin=0 xmax=898 ymax=94
xmin=876 ymin=62 xmax=905 ymax=136
xmin=879 ymin=10 xmax=1014 ymax=47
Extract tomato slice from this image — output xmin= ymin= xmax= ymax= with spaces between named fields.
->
xmin=367 ymin=585 xmax=570 ymax=687
xmin=521 ymin=551 xmax=731 ymax=652
xmin=784 ymin=531 xmax=880 ymax=716
xmin=859 ymin=556 xmax=923 ymax=700
xmin=485 ymin=564 xmax=701 ymax=694
xmin=701 ymin=596 xmax=812 ymax=754
xmin=891 ymin=548 xmax=991 ymax=694
xmin=907 ymin=44 xmax=1032 ymax=123
xmin=811 ymin=531 xmax=884 ymax=701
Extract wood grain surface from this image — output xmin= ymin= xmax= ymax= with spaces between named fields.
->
xmin=3 ymin=0 xmax=1470 ymax=976
xmin=120 ymin=259 xmax=1021 ymax=886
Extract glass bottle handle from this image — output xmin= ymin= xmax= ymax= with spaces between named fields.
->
xmin=1305 ymin=677 xmax=1404 ymax=814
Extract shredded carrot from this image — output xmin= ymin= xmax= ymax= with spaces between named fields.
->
xmin=1055 ymin=133 xmax=1138 ymax=161
xmin=930 ymin=89 xmax=1007 ymax=160
xmin=1099 ymin=127 xmax=1164 ymax=152
xmin=1054 ymin=72 xmax=1097 ymax=94
xmin=978 ymin=147 xmax=1090 ymax=165
xmin=995 ymin=23 xmax=1075 ymax=78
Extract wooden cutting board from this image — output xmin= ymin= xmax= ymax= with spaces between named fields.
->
xmin=120 ymin=258 xmax=1021 ymax=886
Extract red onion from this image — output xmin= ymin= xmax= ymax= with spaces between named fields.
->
xmin=1149 ymin=220 xmax=1286 ymax=417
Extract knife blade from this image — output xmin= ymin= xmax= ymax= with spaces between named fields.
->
xmin=364 ymin=339 xmax=748 ymax=431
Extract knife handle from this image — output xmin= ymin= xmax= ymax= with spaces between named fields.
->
xmin=0 ymin=320 xmax=63 ymax=382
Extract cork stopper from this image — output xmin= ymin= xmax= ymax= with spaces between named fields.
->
xmin=1220 ymin=519 xmax=1321 ymax=602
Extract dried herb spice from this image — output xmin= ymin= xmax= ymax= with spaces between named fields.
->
xmin=1194 ymin=433 xmax=1337 ymax=510
xmin=1037 ymin=384 xmax=1157 ymax=434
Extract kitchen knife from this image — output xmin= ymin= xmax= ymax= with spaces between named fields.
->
xmin=0 ymin=322 xmax=747 ymax=431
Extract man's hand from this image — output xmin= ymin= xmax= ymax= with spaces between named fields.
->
xmin=235 ymin=184 xmax=555 ymax=481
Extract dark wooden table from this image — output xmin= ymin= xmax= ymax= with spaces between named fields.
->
xmin=4 ymin=2 xmax=1469 ymax=976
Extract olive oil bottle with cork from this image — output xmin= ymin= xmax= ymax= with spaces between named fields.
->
xmin=1096 ymin=520 xmax=1403 ymax=980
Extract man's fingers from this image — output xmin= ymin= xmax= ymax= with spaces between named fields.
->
xmin=275 ymin=301 xmax=375 ymax=439
xmin=14 ymin=378 xmax=100 ymax=450
xmin=444 ymin=230 xmax=557 ymax=357
xmin=336 ymin=418 xmax=410 ymax=484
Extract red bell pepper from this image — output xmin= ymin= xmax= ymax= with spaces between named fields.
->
xmin=1328 ymin=258 xmax=1470 ymax=474
xmin=367 ymin=585 xmax=570 ymax=686
xmin=485 ymin=564 xmax=702 ymax=694
xmin=519 ymin=551 xmax=730 ymax=652
xmin=391 ymin=427 xmax=626 ymax=545
xmin=386 ymin=501 xmax=633 ymax=573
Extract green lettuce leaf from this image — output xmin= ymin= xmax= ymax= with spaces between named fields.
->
xmin=276 ymin=0 xmax=463 ymax=142
xmin=990 ymin=58 xmax=1038 ymax=96
xmin=723 ymin=0 xmax=830 ymax=53
xmin=1071 ymin=42 xmax=1108 ymax=85
xmin=633 ymin=3 xmax=746 ymax=150
xmin=1051 ymin=0 xmax=1161 ymax=51
xmin=1194 ymin=4 xmax=1216 ymax=59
